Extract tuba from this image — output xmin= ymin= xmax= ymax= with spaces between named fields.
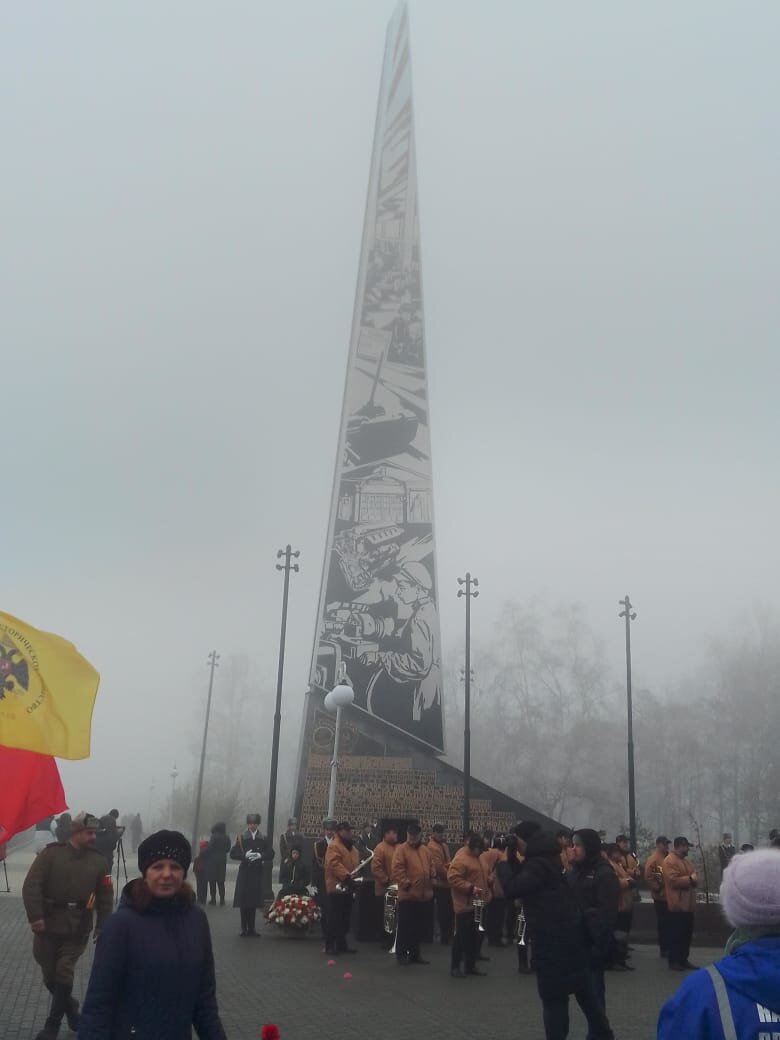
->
xmin=384 ymin=885 xmax=399 ymax=953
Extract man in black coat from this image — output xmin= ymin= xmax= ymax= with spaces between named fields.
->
xmin=230 ymin=813 xmax=273 ymax=936
xmin=206 ymin=823 xmax=231 ymax=906
xmin=499 ymin=832 xmax=614 ymax=1040
xmin=568 ymin=828 xmax=620 ymax=1018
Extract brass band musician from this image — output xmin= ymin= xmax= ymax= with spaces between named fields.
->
xmin=390 ymin=823 xmax=433 ymax=965
xmin=371 ymin=825 xmax=399 ymax=948
xmin=427 ymin=823 xmax=453 ymax=944
xmin=323 ymin=821 xmax=360 ymax=956
xmin=447 ymin=833 xmax=491 ymax=978
xmin=644 ymin=835 xmax=671 ymax=959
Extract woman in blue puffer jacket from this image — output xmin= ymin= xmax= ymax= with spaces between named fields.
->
xmin=657 ymin=849 xmax=780 ymax=1039
xmin=78 ymin=830 xmax=227 ymax=1040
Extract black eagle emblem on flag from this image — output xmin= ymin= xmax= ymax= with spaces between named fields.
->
xmin=0 ymin=639 xmax=29 ymax=700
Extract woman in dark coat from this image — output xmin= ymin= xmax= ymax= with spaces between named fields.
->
xmin=230 ymin=813 xmax=273 ymax=937
xmin=206 ymin=822 xmax=231 ymax=906
xmin=78 ymin=829 xmax=226 ymax=1040
xmin=499 ymin=832 xmax=614 ymax=1040
xmin=278 ymin=846 xmax=311 ymax=897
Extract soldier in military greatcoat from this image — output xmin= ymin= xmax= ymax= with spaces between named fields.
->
xmin=230 ymin=812 xmax=273 ymax=936
xmin=22 ymin=811 xmax=114 ymax=1040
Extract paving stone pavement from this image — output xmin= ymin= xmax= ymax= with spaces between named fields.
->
xmin=2 ymin=850 xmax=723 ymax=1040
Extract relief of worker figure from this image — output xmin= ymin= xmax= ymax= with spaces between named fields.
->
xmin=358 ymin=561 xmax=442 ymax=748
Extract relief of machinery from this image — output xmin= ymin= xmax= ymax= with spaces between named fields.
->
xmin=334 ymin=525 xmax=403 ymax=593
xmin=315 ymin=601 xmax=399 ymax=708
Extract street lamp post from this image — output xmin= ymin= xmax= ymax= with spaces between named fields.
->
xmin=169 ymin=764 xmax=179 ymax=830
xmin=324 ymin=681 xmax=355 ymax=818
xmin=192 ymin=650 xmax=220 ymax=852
xmin=265 ymin=546 xmax=300 ymax=886
xmin=619 ymin=595 xmax=638 ymax=853
xmin=457 ymin=573 xmax=479 ymax=838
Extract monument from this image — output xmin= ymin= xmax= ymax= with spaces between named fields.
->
xmin=294 ymin=4 xmax=557 ymax=838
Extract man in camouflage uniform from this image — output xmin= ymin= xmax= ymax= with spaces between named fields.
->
xmin=22 ymin=811 xmax=114 ymax=1039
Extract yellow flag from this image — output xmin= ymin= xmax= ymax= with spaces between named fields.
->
xmin=0 ymin=611 xmax=100 ymax=760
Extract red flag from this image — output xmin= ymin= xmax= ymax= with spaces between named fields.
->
xmin=0 ymin=745 xmax=66 ymax=844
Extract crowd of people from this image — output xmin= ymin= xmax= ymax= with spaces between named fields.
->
xmin=19 ymin=809 xmax=780 ymax=1040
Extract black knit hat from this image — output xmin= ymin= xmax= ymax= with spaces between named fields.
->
xmin=138 ymin=830 xmax=192 ymax=875
xmin=525 ymin=832 xmax=562 ymax=859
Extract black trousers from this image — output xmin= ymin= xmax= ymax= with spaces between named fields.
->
xmin=590 ymin=967 xmax=607 ymax=1013
xmin=667 ymin=911 xmax=694 ymax=966
xmin=653 ymin=899 xmax=670 ymax=954
xmin=239 ymin=908 xmax=258 ymax=933
xmin=209 ymin=879 xmax=226 ymax=903
xmin=325 ymin=892 xmax=352 ymax=951
xmin=541 ymin=982 xmax=614 ymax=1040
xmin=396 ymin=900 xmax=428 ymax=960
xmin=615 ymin=909 xmax=632 ymax=936
xmin=452 ymin=911 xmax=477 ymax=971
xmin=486 ymin=896 xmax=506 ymax=944
xmin=434 ymin=887 xmax=453 ymax=943
xmin=420 ymin=897 xmax=435 ymax=943
xmin=196 ymin=875 xmax=208 ymax=904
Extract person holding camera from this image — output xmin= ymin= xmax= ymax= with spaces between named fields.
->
xmin=663 ymin=836 xmax=699 ymax=971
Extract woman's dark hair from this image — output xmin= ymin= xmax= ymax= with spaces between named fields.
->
xmin=211 ymin=822 xmax=226 ymax=834
xmin=573 ymin=828 xmax=602 ymax=861
xmin=290 ymin=844 xmax=302 ymax=856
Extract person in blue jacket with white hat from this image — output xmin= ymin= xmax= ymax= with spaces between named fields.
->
xmin=657 ymin=848 xmax=780 ymax=1039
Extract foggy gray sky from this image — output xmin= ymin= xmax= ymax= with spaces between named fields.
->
xmin=3 ymin=2 xmax=778 ymax=818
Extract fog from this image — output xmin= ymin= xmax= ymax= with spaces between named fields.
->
xmin=3 ymin=2 xmax=778 ymax=830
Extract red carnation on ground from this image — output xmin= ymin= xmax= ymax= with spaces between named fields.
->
xmin=261 ymin=1026 xmax=280 ymax=1040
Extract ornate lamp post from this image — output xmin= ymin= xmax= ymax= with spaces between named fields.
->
xmin=619 ymin=595 xmax=638 ymax=852
xmin=192 ymin=650 xmax=219 ymax=852
xmin=457 ymin=573 xmax=479 ymax=837
xmin=324 ymin=681 xmax=355 ymax=818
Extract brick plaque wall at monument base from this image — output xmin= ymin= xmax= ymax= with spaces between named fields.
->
xmin=295 ymin=703 xmax=560 ymax=842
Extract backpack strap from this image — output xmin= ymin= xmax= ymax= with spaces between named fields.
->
xmin=705 ymin=963 xmax=737 ymax=1040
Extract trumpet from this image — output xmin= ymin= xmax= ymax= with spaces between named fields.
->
xmin=514 ymin=906 xmax=527 ymax=947
xmin=384 ymin=885 xmax=399 ymax=954
xmin=472 ymin=895 xmax=486 ymax=932
xmin=335 ymin=849 xmax=375 ymax=893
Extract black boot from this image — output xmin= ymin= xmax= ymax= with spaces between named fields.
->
xmin=65 ymin=994 xmax=80 ymax=1032
xmin=36 ymin=983 xmax=70 ymax=1040
xmin=35 ymin=1020 xmax=61 ymax=1040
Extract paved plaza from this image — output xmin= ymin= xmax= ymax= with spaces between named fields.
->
xmin=2 ymin=847 xmax=721 ymax=1040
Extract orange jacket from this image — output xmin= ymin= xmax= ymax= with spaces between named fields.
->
xmin=621 ymin=850 xmax=641 ymax=880
xmin=426 ymin=837 xmax=451 ymax=888
xmin=609 ymin=858 xmax=635 ymax=913
xmin=324 ymin=835 xmax=360 ymax=895
xmin=371 ymin=839 xmax=397 ymax=897
xmin=643 ymin=850 xmax=667 ymax=902
xmin=391 ymin=841 xmax=434 ymax=902
xmin=447 ymin=847 xmax=491 ymax=914
xmin=480 ymin=848 xmax=505 ymax=899
xmin=663 ymin=850 xmax=697 ymax=913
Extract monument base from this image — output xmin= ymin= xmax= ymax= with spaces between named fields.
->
xmin=295 ymin=691 xmax=560 ymax=840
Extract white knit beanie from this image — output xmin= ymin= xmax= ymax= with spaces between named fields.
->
xmin=720 ymin=849 xmax=780 ymax=928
